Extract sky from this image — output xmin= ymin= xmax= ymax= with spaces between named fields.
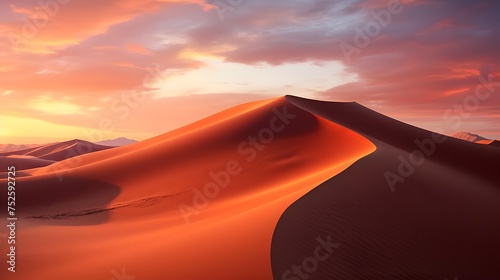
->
xmin=0 ymin=0 xmax=499 ymax=144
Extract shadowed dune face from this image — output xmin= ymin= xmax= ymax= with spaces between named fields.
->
xmin=0 ymin=97 xmax=375 ymax=280
xmin=271 ymin=96 xmax=500 ymax=280
xmin=0 ymin=155 xmax=54 ymax=172
xmin=489 ymin=140 xmax=500 ymax=148
xmin=284 ymin=96 xmax=500 ymax=183
xmin=0 ymin=176 xmax=120 ymax=226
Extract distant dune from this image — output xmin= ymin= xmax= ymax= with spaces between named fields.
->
xmin=451 ymin=131 xmax=499 ymax=147
xmin=0 ymin=155 xmax=55 ymax=171
xmin=451 ymin=131 xmax=490 ymax=142
xmin=95 ymin=137 xmax=137 ymax=147
xmin=489 ymin=140 xmax=500 ymax=147
xmin=0 ymin=139 xmax=113 ymax=162
xmin=0 ymin=96 xmax=498 ymax=280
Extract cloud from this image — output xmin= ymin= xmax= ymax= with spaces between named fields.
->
xmin=0 ymin=0 xmax=499 ymax=141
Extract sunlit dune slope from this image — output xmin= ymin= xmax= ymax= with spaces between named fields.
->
xmin=0 ymin=96 xmax=375 ymax=280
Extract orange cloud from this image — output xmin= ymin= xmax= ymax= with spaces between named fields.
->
xmin=2 ymin=0 xmax=206 ymax=54
xmin=125 ymin=43 xmax=151 ymax=55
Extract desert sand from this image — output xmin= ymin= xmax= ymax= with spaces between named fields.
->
xmin=0 ymin=96 xmax=498 ymax=279
xmin=489 ymin=140 xmax=500 ymax=148
xmin=0 ymin=96 xmax=375 ymax=279
xmin=272 ymin=96 xmax=500 ymax=279
xmin=0 ymin=155 xmax=55 ymax=171
xmin=452 ymin=131 xmax=499 ymax=147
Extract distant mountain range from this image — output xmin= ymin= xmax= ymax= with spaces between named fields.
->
xmin=95 ymin=137 xmax=138 ymax=147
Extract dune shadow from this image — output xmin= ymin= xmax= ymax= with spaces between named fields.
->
xmin=271 ymin=140 xmax=500 ymax=279
xmin=1 ymin=176 xmax=121 ymax=226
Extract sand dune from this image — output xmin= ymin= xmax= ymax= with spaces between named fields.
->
xmin=0 ymin=96 xmax=375 ymax=279
xmin=0 ymin=155 xmax=55 ymax=171
xmin=489 ymin=140 xmax=500 ymax=148
xmin=0 ymin=95 xmax=498 ymax=279
xmin=452 ymin=131 xmax=499 ymax=147
xmin=0 ymin=139 xmax=113 ymax=162
xmin=451 ymin=131 xmax=490 ymax=142
xmin=272 ymin=96 xmax=500 ymax=279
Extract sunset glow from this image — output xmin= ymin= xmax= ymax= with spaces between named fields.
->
xmin=0 ymin=0 xmax=499 ymax=143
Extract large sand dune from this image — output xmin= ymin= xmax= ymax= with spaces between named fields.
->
xmin=0 ymin=97 xmax=375 ymax=279
xmin=0 ymin=96 xmax=498 ymax=279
